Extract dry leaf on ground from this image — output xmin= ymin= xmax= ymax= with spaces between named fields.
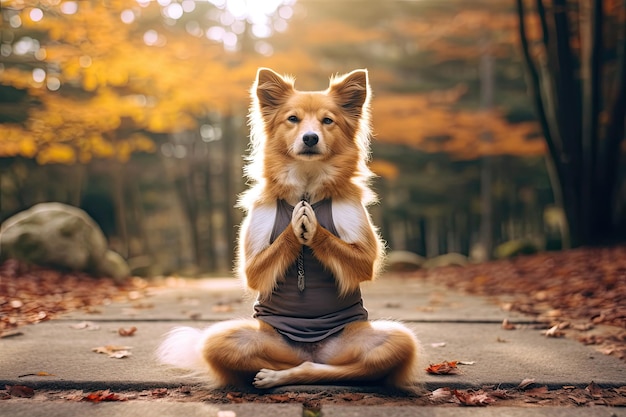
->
xmin=411 ymin=246 xmax=626 ymax=362
xmin=426 ymin=361 xmax=459 ymax=375
xmin=453 ymin=389 xmax=496 ymax=406
xmin=17 ymin=372 xmax=54 ymax=378
xmin=70 ymin=321 xmax=100 ymax=331
xmin=516 ymin=378 xmax=537 ymax=390
xmin=501 ymin=318 xmax=517 ymax=330
xmin=82 ymin=390 xmax=126 ymax=402
xmin=430 ymin=387 xmax=453 ymax=401
xmin=0 ymin=259 xmax=147 ymax=332
xmin=91 ymin=345 xmax=133 ymax=358
xmin=542 ymin=324 xmax=565 ymax=337
xmin=118 ymin=326 xmax=137 ymax=336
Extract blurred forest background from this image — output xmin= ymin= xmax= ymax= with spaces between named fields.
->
xmin=0 ymin=0 xmax=624 ymax=276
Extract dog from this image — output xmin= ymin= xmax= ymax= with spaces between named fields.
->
xmin=157 ymin=68 xmax=420 ymax=390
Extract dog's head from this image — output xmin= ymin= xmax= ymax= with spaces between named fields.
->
xmin=250 ymin=68 xmax=371 ymax=164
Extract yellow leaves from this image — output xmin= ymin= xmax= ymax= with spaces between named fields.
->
xmin=0 ymin=126 xmax=38 ymax=158
xmin=88 ymin=135 xmax=115 ymax=159
xmin=36 ymin=143 xmax=76 ymax=165
xmin=19 ymin=138 xmax=37 ymax=158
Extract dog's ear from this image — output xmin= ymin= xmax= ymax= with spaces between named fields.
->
xmin=329 ymin=69 xmax=369 ymax=118
xmin=254 ymin=68 xmax=294 ymax=111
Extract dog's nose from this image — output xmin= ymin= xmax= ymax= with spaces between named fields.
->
xmin=302 ymin=132 xmax=319 ymax=147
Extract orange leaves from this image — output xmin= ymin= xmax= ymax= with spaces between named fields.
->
xmin=91 ymin=345 xmax=133 ymax=358
xmin=453 ymin=389 xmax=496 ymax=406
xmin=82 ymin=390 xmax=126 ymax=403
xmin=372 ymin=93 xmax=545 ymax=159
xmin=426 ymin=361 xmax=460 ymax=375
xmin=118 ymin=326 xmax=137 ymax=337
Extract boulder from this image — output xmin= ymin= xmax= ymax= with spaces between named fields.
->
xmin=423 ymin=252 xmax=469 ymax=269
xmin=0 ymin=202 xmax=129 ymax=281
xmin=493 ymin=238 xmax=542 ymax=259
xmin=385 ymin=250 xmax=425 ymax=272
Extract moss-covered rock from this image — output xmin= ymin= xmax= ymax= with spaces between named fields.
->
xmin=0 ymin=202 xmax=129 ymax=281
xmin=423 ymin=253 xmax=469 ymax=269
xmin=385 ymin=250 xmax=425 ymax=272
xmin=493 ymin=238 xmax=542 ymax=259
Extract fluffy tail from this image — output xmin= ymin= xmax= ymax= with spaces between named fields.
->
xmin=156 ymin=326 xmax=207 ymax=371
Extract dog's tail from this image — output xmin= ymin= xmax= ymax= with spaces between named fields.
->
xmin=156 ymin=326 xmax=207 ymax=371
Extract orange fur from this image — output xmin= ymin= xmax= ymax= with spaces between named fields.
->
xmin=157 ymin=68 xmax=420 ymax=390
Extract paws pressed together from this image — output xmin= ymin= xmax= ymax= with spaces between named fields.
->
xmin=157 ymin=68 xmax=420 ymax=390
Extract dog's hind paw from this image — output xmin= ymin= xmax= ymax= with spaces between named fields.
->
xmin=253 ymin=368 xmax=287 ymax=389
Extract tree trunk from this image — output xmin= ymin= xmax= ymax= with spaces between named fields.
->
xmin=112 ymin=161 xmax=129 ymax=257
xmin=515 ymin=0 xmax=626 ymax=247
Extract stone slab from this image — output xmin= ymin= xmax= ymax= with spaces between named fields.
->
xmin=1 ymin=320 xmax=624 ymax=390
xmin=61 ymin=277 xmax=530 ymax=324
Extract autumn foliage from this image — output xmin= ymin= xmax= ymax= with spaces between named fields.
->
xmin=0 ymin=0 xmax=547 ymax=166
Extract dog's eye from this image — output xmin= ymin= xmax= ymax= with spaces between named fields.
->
xmin=287 ymin=115 xmax=299 ymax=123
xmin=322 ymin=117 xmax=333 ymax=125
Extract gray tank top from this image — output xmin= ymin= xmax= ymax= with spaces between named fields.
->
xmin=253 ymin=199 xmax=368 ymax=342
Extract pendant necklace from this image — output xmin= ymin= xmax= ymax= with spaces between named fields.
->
xmin=297 ymin=193 xmax=310 ymax=292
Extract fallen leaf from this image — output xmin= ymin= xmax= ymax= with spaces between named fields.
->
xmin=108 ymin=350 xmax=132 ymax=359
xmin=516 ymin=378 xmax=536 ymax=390
xmin=430 ymin=342 xmax=447 ymax=348
xmin=457 ymin=361 xmax=476 ymax=365
xmin=501 ymin=318 xmax=517 ymax=330
xmin=542 ymin=324 xmax=565 ymax=338
xmin=91 ymin=345 xmax=133 ymax=358
xmin=430 ymin=387 xmax=452 ymax=400
xmin=82 ymin=390 xmax=126 ymax=403
xmin=426 ymin=361 xmax=460 ymax=375
xmin=586 ymin=381 xmax=603 ymax=397
xmin=490 ymin=389 xmax=512 ymax=399
xmin=226 ymin=391 xmax=244 ymax=403
xmin=568 ymin=395 xmax=589 ymax=405
xmin=339 ymin=393 xmax=365 ymax=401
xmin=267 ymin=394 xmax=291 ymax=402
xmin=17 ymin=372 xmax=54 ymax=378
xmin=118 ymin=326 xmax=137 ymax=337
xmin=70 ymin=321 xmax=100 ymax=331
xmin=453 ymin=389 xmax=495 ymax=406
xmin=151 ymin=388 xmax=168 ymax=397
xmin=6 ymin=385 xmax=34 ymax=398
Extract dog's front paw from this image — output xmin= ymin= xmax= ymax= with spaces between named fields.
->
xmin=291 ymin=201 xmax=317 ymax=245
xmin=253 ymin=368 xmax=287 ymax=389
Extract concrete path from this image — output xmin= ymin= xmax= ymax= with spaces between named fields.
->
xmin=1 ymin=275 xmax=625 ymax=416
